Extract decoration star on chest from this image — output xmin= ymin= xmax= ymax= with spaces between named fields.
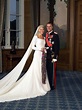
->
xmin=48 ymin=38 xmax=54 ymax=45
xmin=48 ymin=35 xmax=53 ymax=39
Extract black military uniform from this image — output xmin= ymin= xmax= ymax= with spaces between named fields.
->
xmin=46 ymin=31 xmax=60 ymax=90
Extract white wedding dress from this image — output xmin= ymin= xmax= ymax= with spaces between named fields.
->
xmin=0 ymin=35 xmax=50 ymax=102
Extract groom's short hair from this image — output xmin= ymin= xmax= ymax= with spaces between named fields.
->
xmin=46 ymin=22 xmax=53 ymax=26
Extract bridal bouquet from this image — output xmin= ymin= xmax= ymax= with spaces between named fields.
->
xmin=41 ymin=49 xmax=47 ymax=84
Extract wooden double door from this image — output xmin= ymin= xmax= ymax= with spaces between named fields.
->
xmin=74 ymin=0 xmax=82 ymax=71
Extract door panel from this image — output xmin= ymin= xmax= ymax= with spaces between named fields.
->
xmin=75 ymin=0 xmax=82 ymax=71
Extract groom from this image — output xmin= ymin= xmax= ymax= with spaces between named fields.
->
xmin=45 ymin=22 xmax=60 ymax=90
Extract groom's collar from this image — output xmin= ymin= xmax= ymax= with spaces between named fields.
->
xmin=48 ymin=30 xmax=53 ymax=34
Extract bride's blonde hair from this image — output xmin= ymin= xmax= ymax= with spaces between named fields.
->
xmin=35 ymin=25 xmax=44 ymax=37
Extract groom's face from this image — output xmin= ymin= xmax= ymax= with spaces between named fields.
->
xmin=46 ymin=24 xmax=53 ymax=32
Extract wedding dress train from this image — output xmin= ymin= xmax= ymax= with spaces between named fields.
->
xmin=0 ymin=36 xmax=50 ymax=102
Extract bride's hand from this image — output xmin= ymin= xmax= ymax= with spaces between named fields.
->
xmin=41 ymin=48 xmax=45 ymax=52
xmin=41 ymin=48 xmax=47 ymax=53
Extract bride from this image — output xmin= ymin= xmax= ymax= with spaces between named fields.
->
xmin=0 ymin=25 xmax=50 ymax=102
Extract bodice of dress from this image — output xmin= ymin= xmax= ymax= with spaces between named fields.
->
xmin=32 ymin=36 xmax=45 ymax=51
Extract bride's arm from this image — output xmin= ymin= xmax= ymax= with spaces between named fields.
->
xmin=32 ymin=36 xmax=41 ymax=51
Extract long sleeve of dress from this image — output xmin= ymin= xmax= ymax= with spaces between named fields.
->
xmin=32 ymin=35 xmax=41 ymax=51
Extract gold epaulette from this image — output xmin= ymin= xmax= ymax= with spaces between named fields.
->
xmin=54 ymin=32 xmax=58 ymax=34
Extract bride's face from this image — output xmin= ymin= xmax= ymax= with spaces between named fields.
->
xmin=38 ymin=27 xmax=44 ymax=35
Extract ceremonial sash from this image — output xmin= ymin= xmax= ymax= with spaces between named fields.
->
xmin=46 ymin=33 xmax=52 ymax=47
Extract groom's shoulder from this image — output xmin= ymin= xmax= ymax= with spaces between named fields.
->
xmin=54 ymin=32 xmax=58 ymax=34
xmin=53 ymin=31 xmax=59 ymax=38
